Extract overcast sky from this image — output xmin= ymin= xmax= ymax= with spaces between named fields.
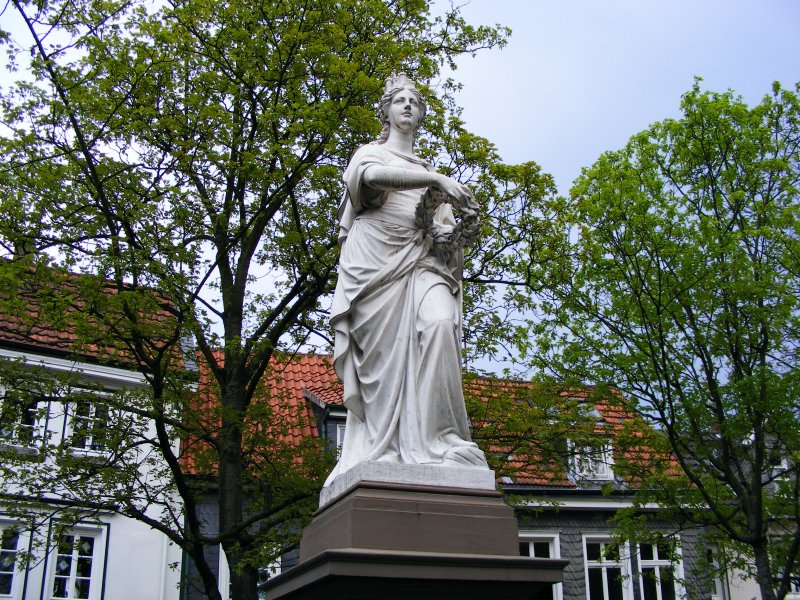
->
xmin=439 ymin=0 xmax=800 ymax=194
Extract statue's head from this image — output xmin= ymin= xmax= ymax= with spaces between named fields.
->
xmin=375 ymin=73 xmax=427 ymax=144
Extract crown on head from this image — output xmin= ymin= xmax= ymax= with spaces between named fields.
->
xmin=384 ymin=72 xmax=414 ymax=93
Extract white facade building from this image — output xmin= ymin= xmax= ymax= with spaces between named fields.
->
xmin=0 ymin=347 xmax=183 ymax=600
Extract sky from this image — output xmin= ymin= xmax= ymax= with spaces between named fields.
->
xmin=438 ymin=0 xmax=800 ymax=194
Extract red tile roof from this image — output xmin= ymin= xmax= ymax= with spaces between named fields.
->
xmin=0 ymin=262 xmax=177 ymax=368
xmin=180 ymin=352 xmax=339 ymax=475
xmin=267 ymin=368 xmax=657 ymax=490
xmin=304 ymin=383 xmax=344 ymax=407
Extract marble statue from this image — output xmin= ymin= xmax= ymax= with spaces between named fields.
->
xmin=324 ymin=73 xmax=489 ymax=488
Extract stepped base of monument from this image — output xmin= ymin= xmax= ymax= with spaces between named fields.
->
xmin=261 ymin=480 xmax=567 ymax=600
xmin=261 ymin=548 xmax=566 ymax=600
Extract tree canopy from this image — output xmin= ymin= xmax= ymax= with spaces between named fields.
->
xmin=529 ymin=80 xmax=800 ymax=599
xmin=0 ymin=1 xmax=554 ymax=598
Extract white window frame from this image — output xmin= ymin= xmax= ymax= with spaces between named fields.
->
xmin=569 ymin=440 xmax=614 ymax=481
xmin=65 ymin=391 xmax=112 ymax=455
xmin=637 ymin=540 xmax=686 ymax=600
xmin=45 ymin=525 xmax=107 ymax=600
xmin=336 ymin=423 xmax=346 ymax=458
xmin=519 ymin=531 xmax=562 ymax=600
xmin=703 ymin=544 xmax=732 ymax=600
xmin=583 ymin=535 xmax=633 ymax=600
xmin=0 ymin=388 xmax=44 ymax=452
xmin=0 ymin=521 xmax=27 ymax=600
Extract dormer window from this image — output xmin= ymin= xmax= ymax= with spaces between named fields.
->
xmin=569 ymin=441 xmax=613 ymax=481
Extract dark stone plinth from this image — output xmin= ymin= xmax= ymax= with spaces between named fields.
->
xmin=262 ymin=481 xmax=567 ymax=600
xmin=261 ymin=548 xmax=567 ymax=600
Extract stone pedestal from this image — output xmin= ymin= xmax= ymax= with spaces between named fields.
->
xmin=262 ymin=471 xmax=567 ymax=600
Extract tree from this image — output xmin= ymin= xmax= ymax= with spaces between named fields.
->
xmin=529 ymin=81 xmax=800 ymax=599
xmin=0 ymin=1 xmax=554 ymax=599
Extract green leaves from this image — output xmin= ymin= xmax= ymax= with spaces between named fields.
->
xmin=532 ymin=80 xmax=800 ymax=598
xmin=0 ymin=2 xmax=521 ymax=599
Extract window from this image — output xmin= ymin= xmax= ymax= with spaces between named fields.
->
xmin=49 ymin=532 xmax=98 ymax=600
xmin=69 ymin=396 xmax=109 ymax=452
xmin=703 ymin=546 xmax=727 ymax=600
xmin=570 ymin=441 xmax=613 ymax=481
xmin=519 ymin=535 xmax=557 ymax=559
xmin=336 ymin=424 xmax=346 ymax=458
xmin=780 ymin=566 xmax=800 ymax=600
xmin=0 ymin=391 xmax=41 ymax=447
xmin=520 ymin=533 xmax=562 ymax=600
xmin=638 ymin=542 xmax=677 ymax=600
xmin=584 ymin=537 xmax=632 ymax=600
xmin=0 ymin=527 xmax=19 ymax=598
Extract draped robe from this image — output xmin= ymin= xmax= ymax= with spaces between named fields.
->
xmin=324 ymin=144 xmax=488 ymax=486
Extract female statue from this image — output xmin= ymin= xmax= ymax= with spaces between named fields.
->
xmin=325 ymin=74 xmax=488 ymax=486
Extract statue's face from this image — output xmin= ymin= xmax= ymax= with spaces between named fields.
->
xmin=387 ymin=86 xmax=423 ymax=133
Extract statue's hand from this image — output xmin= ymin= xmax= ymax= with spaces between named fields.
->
xmin=436 ymin=175 xmax=474 ymax=206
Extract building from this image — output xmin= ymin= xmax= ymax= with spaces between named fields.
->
xmin=302 ymin=355 xmax=760 ymax=600
xmin=0 ymin=270 xmax=768 ymax=600
xmin=0 ymin=268 xmax=185 ymax=600
xmin=179 ymin=352 xmax=336 ymax=599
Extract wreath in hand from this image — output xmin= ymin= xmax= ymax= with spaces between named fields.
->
xmin=414 ymin=186 xmax=481 ymax=252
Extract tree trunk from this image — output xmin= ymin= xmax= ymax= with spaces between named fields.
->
xmin=753 ymin=539 xmax=778 ymax=600
xmin=219 ymin=361 xmax=257 ymax=600
xmin=228 ymin=561 xmax=260 ymax=600
xmin=191 ymin=546 xmax=225 ymax=600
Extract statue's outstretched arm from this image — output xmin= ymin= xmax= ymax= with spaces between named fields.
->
xmin=363 ymin=166 xmax=473 ymax=206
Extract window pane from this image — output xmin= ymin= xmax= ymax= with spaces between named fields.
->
xmin=533 ymin=541 xmax=551 ymax=558
xmin=608 ymin=567 xmax=624 ymax=600
xmin=660 ymin=567 xmax=676 ymax=600
xmin=640 ymin=543 xmax=654 ymax=561
xmin=91 ymin=406 xmax=108 ymax=450
xmin=656 ymin=542 xmax=671 ymax=561
xmin=642 ymin=566 xmax=658 ymax=600
xmin=57 ymin=534 xmax=74 ymax=554
xmin=75 ymin=577 xmax=91 ymax=599
xmin=605 ymin=543 xmax=620 ymax=561
xmin=77 ymin=556 xmax=93 ymax=577
xmin=78 ymin=537 xmax=94 ymax=557
xmin=71 ymin=404 xmax=89 ymax=448
xmin=0 ymin=530 xmax=18 ymax=551
xmin=0 ymin=573 xmax=12 ymax=595
xmin=52 ymin=576 xmax=69 ymax=598
xmin=587 ymin=542 xmax=601 ymax=561
xmin=519 ymin=542 xmax=530 ymax=556
xmin=587 ymin=568 xmax=604 ymax=600
xmin=55 ymin=556 xmax=72 ymax=576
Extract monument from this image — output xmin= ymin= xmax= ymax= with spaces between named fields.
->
xmin=263 ymin=74 xmax=566 ymax=600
